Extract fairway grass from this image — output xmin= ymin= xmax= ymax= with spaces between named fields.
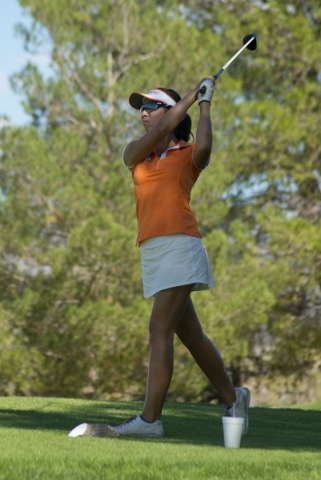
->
xmin=0 ymin=397 xmax=320 ymax=479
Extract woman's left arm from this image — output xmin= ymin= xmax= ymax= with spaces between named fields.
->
xmin=193 ymin=77 xmax=215 ymax=170
xmin=193 ymin=101 xmax=213 ymax=169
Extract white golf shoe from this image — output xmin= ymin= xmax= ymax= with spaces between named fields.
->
xmin=113 ymin=415 xmax=164 ymax=437
xmin=224 ymin=387 xmax=251 ymax=436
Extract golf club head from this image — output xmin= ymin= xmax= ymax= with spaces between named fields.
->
xmin=243 ymin=34 xmax=259 ymax=50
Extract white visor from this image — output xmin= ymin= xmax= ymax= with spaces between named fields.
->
xmin=129 ymin=89 xmax=177 ymax=110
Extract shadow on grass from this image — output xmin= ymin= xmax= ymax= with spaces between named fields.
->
xmin=0 ymin=399 xmax=320 ymax=451
xmin=163 ymin=404 xmax=321 ymax=451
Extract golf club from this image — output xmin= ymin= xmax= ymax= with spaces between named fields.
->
xmin=200 ymin=34 xmax=259 ymax=94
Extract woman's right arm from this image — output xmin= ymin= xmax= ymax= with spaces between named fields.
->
xmin=124 ymin=83 xmax=204 ymax=168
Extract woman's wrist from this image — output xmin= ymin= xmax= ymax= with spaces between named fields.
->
xmin=199 ymin=100 xmax=211 ymax=110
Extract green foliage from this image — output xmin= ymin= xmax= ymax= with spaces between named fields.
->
xmin=0 ymin=0 xmax=320 ymax=400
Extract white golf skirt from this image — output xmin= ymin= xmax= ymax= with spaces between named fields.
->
xmin=140 ymin=234 xmax=215 ymax=298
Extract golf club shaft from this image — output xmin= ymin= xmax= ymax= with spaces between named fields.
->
xmin=200 ymin=35 xmax=255 ymax=93
xmin=215 ymin=36 xmax=255 ymax=79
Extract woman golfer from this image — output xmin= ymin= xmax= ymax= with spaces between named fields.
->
xmin=111 ymin=77 xmax=250 ymax=437
xmin=69 ymin=78 xmax=250 ymax=439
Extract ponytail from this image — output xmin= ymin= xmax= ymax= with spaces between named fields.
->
xmin=157 ymin=88 xmax=194 ymax=143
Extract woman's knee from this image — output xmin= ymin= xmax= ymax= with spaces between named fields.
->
xmin=175 ymin=299 xmax=204 ymax=348
xmin=149 ymin=316 xmax=175 ymax=343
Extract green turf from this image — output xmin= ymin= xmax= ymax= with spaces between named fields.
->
xmin=0 ymin=397 xmax=320 ymax=479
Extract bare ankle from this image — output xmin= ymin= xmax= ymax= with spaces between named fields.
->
xmin=225 ymin=389 xmax=236 ymax=406
xmin=141 ymin=413 xmax=159 ymax=423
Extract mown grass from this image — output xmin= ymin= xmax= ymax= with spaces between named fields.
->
xmin=0 ymin=397 xmax=320 ymax=479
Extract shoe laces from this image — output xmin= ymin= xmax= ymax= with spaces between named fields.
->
xmin=116 ymin=415 xmax=138 ymax=429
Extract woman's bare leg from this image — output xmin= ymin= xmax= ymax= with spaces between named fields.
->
xmin=141 ymin=284 xmax=194 ymax=423
xmin=175 ymin=297 xmax=236 ymax=405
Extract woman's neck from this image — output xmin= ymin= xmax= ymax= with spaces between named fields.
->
xmin=155 ymin=134 xmax=178 ymax=158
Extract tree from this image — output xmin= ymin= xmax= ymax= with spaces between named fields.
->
xmin=0 ymin=0 xmax=225 ymax=397
xmin=184 ymin=0 xmax=321 ymax=394
xmin=0 ymin=0 xmax=320 ymax=402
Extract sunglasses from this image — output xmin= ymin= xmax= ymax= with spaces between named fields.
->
xmin=140 ymin=102 xmax=168 ymax=113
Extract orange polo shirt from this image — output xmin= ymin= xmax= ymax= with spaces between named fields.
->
xmin=126 ymin=141 xmax=203 ymax=245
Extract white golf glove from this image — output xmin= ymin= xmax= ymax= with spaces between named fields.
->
xmin=198 ymin=79 xmax=215 ymax=104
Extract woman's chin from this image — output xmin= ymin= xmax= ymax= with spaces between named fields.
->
xmin=142 ymin=123 xmax=151 ymax=132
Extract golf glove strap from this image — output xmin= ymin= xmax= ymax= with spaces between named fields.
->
xmin=198 ymin=80 xmax=215 ymax=104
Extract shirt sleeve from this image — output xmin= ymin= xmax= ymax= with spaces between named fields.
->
xmin=122 ymin=145 xmax=135 ymax=169
xmin=192 ymin=145 xmax=211 ymax=172
xmin=188 ymin=144 xmax=204 ymax=179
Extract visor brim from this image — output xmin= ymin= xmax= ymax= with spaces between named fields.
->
xmin=129 ymin=92 xmax=166 ymax=110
